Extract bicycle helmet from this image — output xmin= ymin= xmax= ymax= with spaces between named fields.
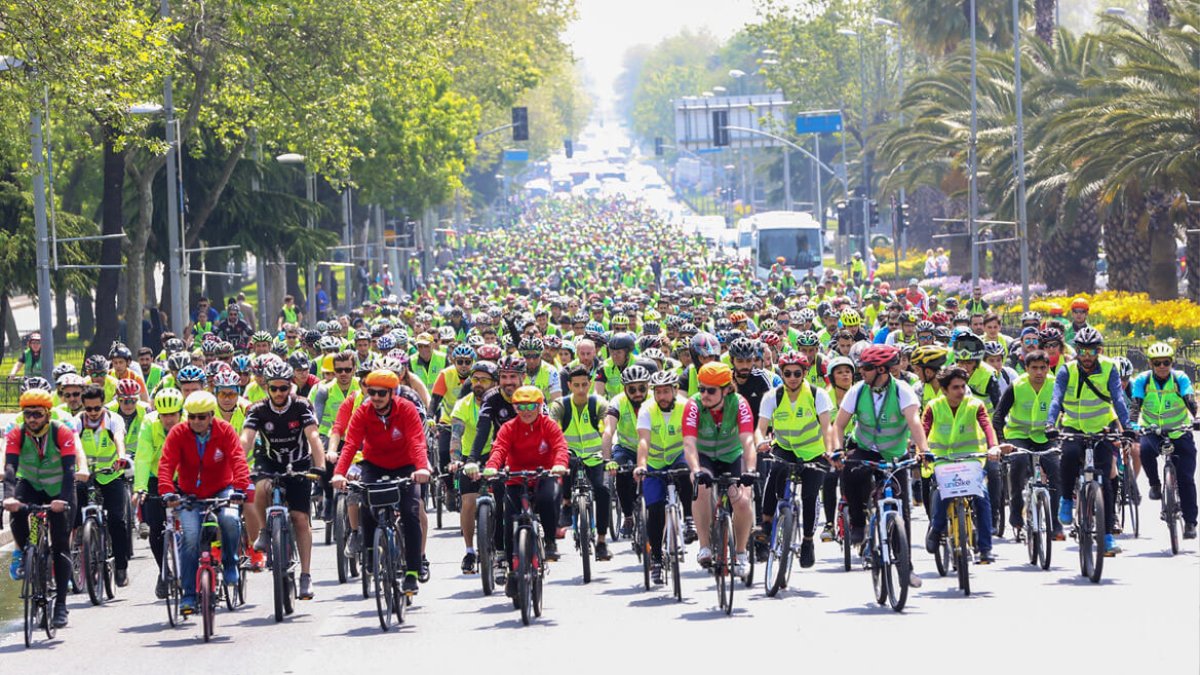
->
xmin=610 ymin=315 xmax=630 ymax=330
xmin=839 ymin=309 xmax=862 ymax=328
xmin=496 ymin=355 xmax=526 ymax=373
xmin=451 ymin=344 xmax=476 ymax=360
xmin=109 ymin=344 xmax=134 ymax=361
xmin=827 ymin=356 xmax=855 ymax=374
xmin=1072 ymin=326 xmax=1103 ymax=348
xmin=621 ymin=365 xmax=651 ymax=385
xmin=251 ymin=331 xmax=273 ymax=344
xmin=796 ymin=330 xmax=820 ymax=348
xmin=470 ymin=361 xmax=499 ymax=380
xmin=1146 ymin=342 xmax=1175 ymax=360
xmin=163 ymin=352 xmax=189 ymax=374
xmin=153 ymin=388 xmax=184 ymax=415
xmin=910 ymin=345 xmax=950 ymax=369
xmin=983 ymin=341 xmax=1006 ymax=357
xmin=386 ymin=350 xmax=411 ymax=367
xmin=859 ymin=344 xmax=901 ymax=369
xmin=315 ymin=320 xmax=330 ymax=334
xmin=1115 ymin=356 xmax=1135 ymax=380
xmin=953 ymin=334 xmax=985 ymax=361
xmin=759 ymin=331 xmax=782 ymax=348
xmin=52 ymin=363 xmax=77 ymax=381
xmin=115 ymin=379 xmax=142 ymax=398
xmin=287 ymin=352 xmax=312 ymax=372
xmin=727 ymin=337 xmax=757 ymax=360
xmin=697 ymin=362 xmax=733 ymax=387
xmin=183 ymin=391 xmax=217 ymax=415
xmin=438 ymin=326 xmax=456 ymax=342
xmin=176 ymin=365 xmax=206 ymax=384
xmin=261 ymin=361 xmax=294 ymax=382
xmin=915 ymin=320 xmax=935 ymax=334
xmin=270 ymin=340 xmax=289 ymax=357
xmin=21 ymin=376 xmax=51 ymax=393
xmin=476 ymin=344 xmax=503 ymax=362
xmin=678 ymin=323 xmax=699 ymax=337
xmin=353 ymin=329 xmax=371 ymax=342
xmin=200 ymin=340 xmax=220 ymax=357
xmin=690 ymin=332 xmax=721 ymax=358
xmin=1020 ymin=311 xmax=1042 ymax=325
xmin=375 ymin=356 xmax=405 ymax=374
xmin=929 ymin=312 xmax=950 ymax=326
xmin=559 ymin=340 xmax=576 ymax=356
xmin=1038 ymin=326 xmax=1064 ymax=346
xmin=19 ymin=388 xmax=53 ymax=409
xmin=212 ymin=370 xmax=242 ymax=390
xmin=318 ymin=336 xmax=342 ymax=352
xmin=84 ymin=354 xmax=109 ymax=374
xmin=518 ymin=337 xmax=544 ymax=355
xmin=204 ymin=361 xmax=230 ymax=382
xmin=544 ymin=335 xmax=562 ymax=351
xmin=649 ymin=370 xmax=678 ymax=388
xmin=777 ymin=352 xmax=810 ymax=369
xmin=164 ymin=337 xmax=186 ymax=354
xmin=303 ymin=330 xmax=322 ymax=347
xmin=795 ymin=308 xmax=817 ymax=327
xmin=57 ymin=373 xmax=86 ymax=389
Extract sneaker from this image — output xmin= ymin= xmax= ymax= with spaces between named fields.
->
xmin=1104 ymin=534 xmax=1121 ymax=556
xmin=1052 ymin=525 xmax=1066 ymax=541
xmin=504 ymin=573 xmax=516 ymax=597
xmin=753 ymin=538 xmax=769 ymax=563
xmin=253 ymin=530 xmax=271 ymax=553
xmin=155 ymin=577 xmax=168 ymax=599
xmin=925 ymin=527 xmax=942 ymax=554
xmin=595 ymin=541 xmax=611 ymax=561
xmin=462 ymin=551 xmax=478 ymax=574
xmin=977 ymin=550 xmax=996 ymax=565
xmin=619 ymin=516 xmax=634 ymax=539
xmin=419 ymin=555 xmax=431 ymax=583
xmin=9 ymin=549 xmax=24 ymax=581
xmin=115 ymin=568 xmax=129 ymax=587
xmin=248 ymin=548 xmax=266 ymax=571
xmin=344 ymin=530 xmax=361 ymax=558
xmin=650 ymin=558 xmax=664 ymax=585
xmin=1148 ymin=485 xmax=1162 ymax=501
xmin=909 ymin=572 xmax=923 ymax=589
xmin=493 ymin=562 xmax=507 ymax=586
xmin=850 ymin=526 xmax=865 ymax=547
xmin=138 ymin=521 xmax=150 ymax=539
xmin=402 ymin=573 xmax=419 ymax=595
xmin=683 ymin=518 xmax=698 ymax=545
xmin=298 ymin=573 xmax=314 ymax=600
xmin=1058 ymin=498 xmax=1074 ymax=526
xmin=544 ymin=541 xmax=560 ymax=562
xmin=733 ymin=552 xmax=750 ymax=580
xmin=820 ymin=523 xmax=834 ymax=543
xmin=180 ymin=597 xmax=197 ymax=615
xmin=799 ymin=538 xmax=815 ymax=568
xmin=1184 ymin=523 xmax=1197 ymax=539
xmin=52 ymin=599 xmax=69 ymax=628
xmin=697 ymin=546 xmax=713 ymax=569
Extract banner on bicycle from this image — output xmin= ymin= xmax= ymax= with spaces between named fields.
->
xmin=934 ymin=462 xmax=986 ymax=498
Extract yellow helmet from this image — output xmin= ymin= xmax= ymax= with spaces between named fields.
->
xmin=321 ymin=354 xmax=336 ymax=374
xmin=183 ymin=390 xmax=217 ymax=415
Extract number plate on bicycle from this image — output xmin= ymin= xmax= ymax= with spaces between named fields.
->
xmin=934 ymin=462 xmax=985 ymax=498
xmin=365 ymin=483 xmax=402 ymax=509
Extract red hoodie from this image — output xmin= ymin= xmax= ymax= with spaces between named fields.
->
xmin=485 ymin=413 xmax=570 ymax=486
xmin=336 ymin=395 xmax=427 ymax=476
xmin=157 ymin=418 xmax=251 ymax=499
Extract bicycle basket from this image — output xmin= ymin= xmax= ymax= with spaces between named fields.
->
xmin=364 ymin=482 xmax=402 ymax=509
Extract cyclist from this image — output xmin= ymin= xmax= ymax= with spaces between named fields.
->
xmin=1044 ymin=327 xmax=1134 ymax=556
xmin=312 ymin=350 xmax=360 ymax=512
xmin=4 ymin=389 xmax=80 ymax=628
xmin=1129 ymin=342 xmax=1198 ymax=539
xmin=601 ymin=364 xmax=657 ymax=539
xmin=240 ymin=360 xmax=326 ymax=600
xmin=331 ymin=369 xmax=431 ymax=596
xmin=448 ymin=361 xmax=498 ymax=573
xmin=680 ymin=331 xmax=721 ymax=397
xmin=922 ymin=366 xmax=1004 ymax=564
xmin=72 ymin=384 xmax=133 ymax=587
xmin=728 ymin=337 xmax=774 ymax=419
xmin=993 ymin=350 xmax=1063 ymax=539
xmin=594 ymin=331 xmax=635 ymax=399
xmin=158 ymin=391 xmax=251 ymax=614
xmin=634 ymin=370 xmax=694 ymax=583
xmin=107 ymin=379 xmax=149 ymax=463
xmin=133 ymin=388 xmax=186 ymax=597
xmin=412 ymin=333 xmax=447 ymax=392
xmin=55 ymin=372 xmax=87 ymax=417
xmin=984 ymin=340 xmax=1018 ymax=396
xmin=682 ymin=362 xmax=758 ymax=578
xmin=552 ymin=364 xmax=616 ymax=561
xmin=138 ymin=347 xmax=165 ymax=394
xmin=756 ymin=352 xmax=833 ymax=569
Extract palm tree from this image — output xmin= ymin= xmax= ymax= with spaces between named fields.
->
xmin=898 ymin=0 xmax=1033 ymax=56
xmin=1035 ymin=0 xmax=1057 ymax=45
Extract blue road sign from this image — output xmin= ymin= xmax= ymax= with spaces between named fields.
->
xmin=795 ymin=113 xmax=842 ymax=135
xmin=503 ymin=148 xmax=530 ymax=162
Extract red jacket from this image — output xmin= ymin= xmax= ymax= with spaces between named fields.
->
xmin=485 ymin=414 xmax=570 ymax=485
xmin=157 ymin=418 xmax=251 ymax=498
xmin=336 ymin=395 xmax=428 ymax=476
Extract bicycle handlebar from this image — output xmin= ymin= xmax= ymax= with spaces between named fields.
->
xmin=1005 ymin=448 xmax=1062 ymax=458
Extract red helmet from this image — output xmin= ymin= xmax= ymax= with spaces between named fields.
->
xmin=929 ymin=311 xmax=950 ymax=325
xmin=115 ymin=379 xmax=142 ymax=398
xmin=759 ymin=331 xmax=782 ymax=347
xmin=476 ymin=344 xmax=503 ymax=362
xmin=497 ymin=355 xmax=526 ymax=373
xmin=859 ymin=344 xmax=900 ymax=369
xmin=777 ymin=352 xmax=810 ymax=369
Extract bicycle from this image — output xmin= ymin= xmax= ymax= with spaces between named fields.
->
xmin=168 ymin=494 xmax=245 ymax=642
xmin=606 ymin=469 xmax=622 ymax=542
xmin=928 ymin=452 xmax=988 ymax=597
xmin=425 ymin=424 xmax=447 ymax=530
xmin=1142 ymin=425 xmax=1185 ymax=555
xmin=1060 ymin=431 xmax=1121 ymax=583
xmin=639 ymin=467 xmax=690 ymax=601
xmin=474 ymin=470 xmax=502 ymax=596
xmin=763 ymin=459 xmax=830 ymax=598
xmin=255 ymin=469 xmax=317 ymax=622
xmin=991 ymin=457 xmax=1010 ymax=539
xmin=849 ymin=455 xmax=919 ymax=611
xmin=833 ymin=494 xmax=853 ymax=572
xmin=17 ymin=504 xmax=59 ymax=648
xmin=502 ymin=469 xmax=551 ymax=626
xmin=1115 ymin=438 xmax=1140 ymax=538
xmin=703 ymin=473 xmax=754 ymax=616
xmin=568 ymin=462 xmax=596 ymax=583
xmin=80 ymin=466 xmax=124 ymax=606
xmin=1006 ymin=448 xmax=1061 ymax=570
xmin=331 ymin=487 xmax=359 ymax=583
xmin=349 ymin=477 xmax=415 ymax=631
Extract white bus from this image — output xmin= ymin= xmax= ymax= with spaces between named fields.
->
xmin=737 ymin=211 xmax=824 ymax=280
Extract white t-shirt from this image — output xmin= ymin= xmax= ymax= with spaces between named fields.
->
xmin=839 ymin=379 xmax=921 ymax=419
xmin=758 ymin=384 xmax=833 ymax=420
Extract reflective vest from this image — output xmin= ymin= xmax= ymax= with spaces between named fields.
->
xmin=561 ymin=396 xmax=604 ymax=466
xmin=1061 ymin=360 xmax=1117 ymax=433
xmin=691 ymin=393 xmax=743 ymax=462
xmin=1006 ymin=375 xmax=1053 ymax=443
xmin=106 ymin=400 xmax=147 ymax=459
xmin=1139 ymin=372 xmax=1189 ymax=438
xmin=281 ymin=306 xmax=299 ymax=325
xmin=927 ymin=395 xmax=986 ymax=463
xmin=413 ymin=353 xmax=446 ymax=392
xmin=769 ymin=383 xmax=825 ymax=461
xmin=218 ymin=401 xmax=247 ymax=435
xmin=21 ymin=348 xmax=41 ymax=378
xmin=805 ymin=354 xmax=824 ymax=388
xmin=193 ymin=320 xmax=213 ymax=337
xmin=850 ymin=380 xmax=910 ymax=460
xmin=687 ymin=366 xmax=700 ymax=398
xmin=319 ymin=379 xmax=359 ymax=436
xmin=600 ymin=359 xmax=624 ymax=399
xmin=78 ymin=414 xmax=121 ymax=485
xmin=920 ymin=381 xmax=940 ymax=407
xmin=244 ymin=381 xmax=267 ymax=403
xmin=611 ymin=393 xmax=640 ymax=450
xmin=451 ymin=394 xmax=482 ymax=458
xmin=646 ymin=400 xmax=685 ymax=469
xmin=134 ymin=414 xmax=171 ymax=493
xmin=439 ymin=366 xmax=466 ymax=417
xmin=15 ymin=423 xmax=67 ymax=496
xmin=524 ymin=363 xmax=554 ymax=401
xmin=967 ymin=363 xmax=997 ymax=414
xmin=144 ymin=363 xmax=164 ymax=393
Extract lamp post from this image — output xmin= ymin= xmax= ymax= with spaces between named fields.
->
xmin=838 ymin=27 xmax=871 ymax=267
xmin=276 ymin=153 xmax=317 ymax=321
xmin=874 ymin=16 xmax=907 ymax=264
xmin=969 ymin=0 xmax=980 ymax=286
xmin=160 ymin=0 xmax=185 ymax=335
xmin=1014 ymin=0 xmax=1030 ymax=309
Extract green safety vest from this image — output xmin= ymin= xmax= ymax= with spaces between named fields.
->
xmin=600 ymin=359 xmax=624 ymax=399
xmin=439 ymin=366 xmax=466 ymax=423
xmin=560 ymin=396 xmax=604 ymax=466
xmin=686 ymin=367 xmax=700 ymax=398
xmin=920 ymin=381 xmax=940 ymax=407
xmin=1139 ymin=373 xmax=1189 ymax=439
xmin=78 ymin=416 xmax=122 ymax=485
xmin=281 ymin=306 xmax=299 ymax=325
xmin=21 ymin=348 xmax=41 ymax=378
xmin=769 ymin=383 xmax=825 ymax=461
xmin=646 ymin=401 xmax=685 ymax=469
xmin=245 ymin=381 xmax=267 ymax=403
xmin=15 ymin=423 xmax=66 ymax=496
xmin=967 ymin=363 xmax=997 ymax=414
xmin=850 ymin=380 xmax=910 ymax=460
xmin=193 ymin=320 xmax=213 ymax=337
xmin=524 ymin=363 xmax=553 ymax=401
xmin=691 ymin=393 xmax=743 ymax=462
xmin=1006 ymin=375 xmax=1053 ymax=443
xmin=413 ymin=353 xmax=446 ymax=392
xmin=451 ymin=394 xmax=482 ymax=458
xmin=144 ymin=363 xmax=164 ymax=393
xmin=612 ymin=393 xmax=640 ymax=450
xmin=134 ymin=414 xmax=171 ymax=493
xmin=106 ymin=400 xmax=147 ymax=459
xmin=1060 ymin=360 xmax=1117 ymax=433
xmin=927 ymin=395 xmax=986 ymax=464
xmin=319 ymin=379 xmax=359 ymax=436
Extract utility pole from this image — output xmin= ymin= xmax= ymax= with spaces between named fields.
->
xmin=162 ymin=0 xmax=185 ymax=334
xmin=968 ymin=0 xmax=981 ymax=286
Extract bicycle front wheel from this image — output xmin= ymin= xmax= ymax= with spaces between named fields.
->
xmin=575 ymin=496 xmax=592 ymax=584
xmin=765 ymin=505 xmax=792 ymax=597
xmin=373 ymin=528 xmax=397 ymax=631
xmin=839 ymin=504 xmax=852 ymax=572
xmin=476 ymin=499 xmax=495 ymax=596
xmin=22 ymin=547 xmax=36 ymax=648
xmin=163 ymin=529 xmax=181 ymax=627
xmin=270 ymin=517 xmax=287 ymax=622
xmin=199 ymin=567 xmax=214 ymax=642
xmin=953 ymin=501 xmax=971 ymax=596
xmin=83 ymin=519 xmax=104 ymax=606
xmin=1164 ymin=462 xmax=1179 ymax=555
xmin=1080 ymin=482 xmax=1104 ymax=582
xmin=666 ymin=506 xmax=682 ymax=602
xmin=721 ymin=512 xmax=735 ymax=615
xmin=885 ymin=515 xmax=910 ymax=612
xmin=640 ymin=501 xmax=650 ymax=591
xmin=519 ymin=527 xmax=534 ymax=626
xmin=1036 ymin=489 xmax=1053 ymax=570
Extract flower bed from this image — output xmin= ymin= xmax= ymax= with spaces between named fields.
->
xmin=1000 ymin=291 xmax=1200 ymax=344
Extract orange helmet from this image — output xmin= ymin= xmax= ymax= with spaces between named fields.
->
xmin=1070 ymin=297 xmax=1089 ymax=311
xmin=363 ymin=369 xmax=399 ymax=390
xmin=19 ymin=388 xmax=53 ymax=410
xmin=512 ymin=385 xmax=545 ymax=405
xmin=698 ymin=362 xmax=733 ymax=388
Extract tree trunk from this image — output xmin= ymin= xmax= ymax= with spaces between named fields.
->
xmin=159 ymin=266 xmax=173 ymax=332
xmin=286 ymin=264 xmax=302 ymax=307
xmin=1187 ymin=207 xmax=1200 ymax=302
xmin=1148 ymin=0 xmax=1169 ymax=28
xmin=266 ymin=256 xmax=286 ymax=331
xmin=206 ymin=249 xmax=229 ymax=310
xmin=1105 ymin=198 xmax=1150 ymax=293
xmin=124 ymin=170 xmax=156 ymax=357
xmin=0 ymin=292 xmax=9 ymax=360
xmin=1147 ymin=191 xmax=1178 ymax=301
xmin=88 ymin=127 xmax=125 ymax=357
xmin=76 ymin=290 xmax=94 ymax=341
xmin=1034 ymin=0 xmax=1056 ymax=45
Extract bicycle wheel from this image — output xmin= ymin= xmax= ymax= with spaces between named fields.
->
xmin=532 ymin=536 xmax=544 ymax=618
xmin=575 ymin=495 xmax=592 ymax=584
xmin=435 ymin=479 xmax=444 ymax=530
xmin=333 ymin=494 xmax=348 ymax=584
xmin=518 ymin=527 xmax=534 ymax=626
xmin=270 ymin=517 xmax=287 ymax=622
xmin=1081 ymin=482 xmax=1104 ymax=583
xmin=199 ymin=567 xmax=214 ymax=642
xmin=954 ymin=502 xmax=971 ymax=596
xmin=373 ymin=528 xmax=396 ymax=631
xmin=359 ymin=545 xmax=370 ymax=599
xmin=713 ymin=512 xmax=728 ymax=613
xmin=993 ymin=465 xmax=1008 ymax=539
xmin=870 ymin=521 xmax=887 ymax=605
xmin=83 ymin=519 xmax=104 ymax=606
xmin=1126 ymin=470 xmax=1140 ymax=539
xmin=765 ymin=505 xmax=792 ymax=597
xmin=640 ymin=504 xmax=650 ymax=591
xmin=609 ymin=478 xmax=622 ymax=542
xmin=477 ymin=499 xmax=495 ymax=596
xmin=722 ymin=513 xmax=736 ymax=615
xmin=1036 ymin=490 xmax=1053 ymax=570
xmin=22 ymin=547 xmax=36 ymax=648
xmin=839 ymin=504 xmax=852 ymax=572
xmin=666 ymin=506 xmax=682 ymax=602
xmin=69 ymin=530 xmax=84 ymax=595
xmin=885 ymin=515 xmax=910 ymax=612
xmin=164 ymin=529 xmax=181 ymax=627
xmin=394 ymin=523 xmax=408 ymax=625
xmin=1164 ymin=462 xmax=1179 ymax=555
xmin=1025 ymin=491 xmax=1038 ymax=565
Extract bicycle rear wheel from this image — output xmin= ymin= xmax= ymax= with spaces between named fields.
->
xmin=575 ymin=495 xmax=592 ymax=584
xmin=885 ymin=515 xmax=910 ymax=612
xmin=163 ymin=529 xmax=181 ymax=626
xmin=993 ymin=464 xmax=1008 ymax=539
xmin=839 ymin=504 xmax=852 ymax=572
xmin=373 ymin=528 xmax=397 ymax=631
xmin=22 ymin=547 xmax=36 ymax=648
xmin=199 ymin=567 xmax=214 ymax=642
xmin=477 ymin=499 xmax=495 ymax=596
xmin=83 ymin=519 xmax=104 ymax=606
xmin=435 ymin=479 xmax=444 ymax=530
xmin=394 ymin=523 xmax=408 ymax=625
xmin=1025 ymin=492 xmax=1039 ymax=565
xmin=765 ymin=505 xmax=792 ymax=597
xmin=1126 ymin=470 xmax=1140 ymax=539
xmin=1164 ymin=462 xmax=1179 ymax=555
xmin=519 ymin=527 xmax=534 ymax=626
xmin=1081 ymin=482 xmax=1104 ymax=582
xmin=1036 ymin=490 xmax=1053 ymax=570
xmin=954 ymin=502 xmax=971 ymax=596
xmin=720 ymin=512 xmax=735 ymax=615
xmin=640 ymin=502 xmax=650 ymax=590
xmin=870 ymin=523 xmax=887 ymax=605
xmin=666 ymin=506 xmax=682 ymax=602
xmin=270 ymin=517 xmax=287 ymax=622
xmin=532 ymin=537 xmax=544 ymax=618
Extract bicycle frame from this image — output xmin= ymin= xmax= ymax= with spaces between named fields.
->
xmin=854 ymin=458 xmax=919 ymax=569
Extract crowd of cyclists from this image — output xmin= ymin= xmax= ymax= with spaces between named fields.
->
xmin=3 ymin=194 xmax=1196 ymax=634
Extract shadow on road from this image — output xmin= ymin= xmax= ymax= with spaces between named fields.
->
xmin=678 ymin=607 xmax=752 ymax=620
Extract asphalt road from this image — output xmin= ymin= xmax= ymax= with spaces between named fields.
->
xmin=0 ymin=490 xmax=1197 ymax=672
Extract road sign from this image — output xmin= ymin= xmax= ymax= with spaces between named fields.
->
xmin=673 ymin=93 xmax=791 ymax=150
xmin=503 ymin=148 xmax=529 ymax=162
xmin=795 ymin=112 xmax=842 ymax=135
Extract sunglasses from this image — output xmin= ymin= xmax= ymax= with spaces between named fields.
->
xmin=781 ymin=369 xmax=804 ymax=378
xmin=216 ymin=388 xmax=239 ymax=396
xmin=119 ymin=397 xmax=139 ymax=404
xmin=515 ymin=403 xmax=540 ymax=412
xmin=1077 ymin=348 xmax=1099 ymax=357
xmin=366 ymin=388 xmax=392 ymax=398
xmin=89 ymin=372 xmax=107 ymax=378
xmin=521 ymin=351 xmax=541 ymax=358
xmin=23 ymin=410 xmax=45 ymax=420
xmin=455 ymin=358 xmax=473 ymax=366
xmin=286 ymin=334 xmax=298 ymax=339
xmin=1023 ymin=339 xmax=1039 ymax=346
xmin=268 ymin=384 xmax=291 ymax=393
xmin=61 ymin=391 xmax=81 ymax=398
xmin=1152 ymin=359 xmax=1172 ymax=367
xmin=470 ymin=377 xmax=494 ymax=386
xmin=887 ymin=322 xmax=900 ymax=328
xmin=859 ymin=364 xmax=880 ymax=373
xmin=699 ymin=386 xmax=722 ymax=395
xmin=334 ymin=367 xmax=354 ymax=374
xmin=84 ymin=405 xmax=104 ymax=413
xmin=189 ymin=413 xmax=213 ymax=421
xmin=625 ymin=385 xmax=647 ymax=394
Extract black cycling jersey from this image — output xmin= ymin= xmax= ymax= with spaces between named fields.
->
xmin=735 ymin=369 xmax=774 ymax=420
xmin=244 ymin=395 xmax=318 ymax=465
xmin=469 ymin=387 xmax=516 ymax=462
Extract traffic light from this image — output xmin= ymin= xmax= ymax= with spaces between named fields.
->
xmin=712 ymin=110 xmax=729 ymax=147
xmin=511 ymin=107 xmax=528 ymax=141
xmin=654 ymin=136 xmax=664 ymax=157
xmin=836 ymin=201 xmax=849 ymax=235
xmin=564 ymin=139 xmax=573 ymax=158
xmin=897 ymin=202 xmax=910 ymax=232
xmin=868 ymin=200 xmax=880 ymax=229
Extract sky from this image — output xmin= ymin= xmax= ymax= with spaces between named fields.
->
xmin=564 ymin=0 xmax=761 ymax=115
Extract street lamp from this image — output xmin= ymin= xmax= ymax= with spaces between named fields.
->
xmin=874 ymin=15 xmax=906 ymax=272
xmin=968 ymin=0 xmax=980 ymax=286
xmin=276 ymin=153 xmax=318 ymax=321
xmin=837 ymin=27 xmax=871 ymax=267
xmin=1104 ymin=7 xmax=1127 ymax=15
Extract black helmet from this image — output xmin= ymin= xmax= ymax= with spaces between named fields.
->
xmin=1073 ymin=326 xmax=1103 ymax=348
xmin=727 ymin=337 xmax=757 ymax=360
xmin=607 ymin=331 xmax=636 ymax=352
